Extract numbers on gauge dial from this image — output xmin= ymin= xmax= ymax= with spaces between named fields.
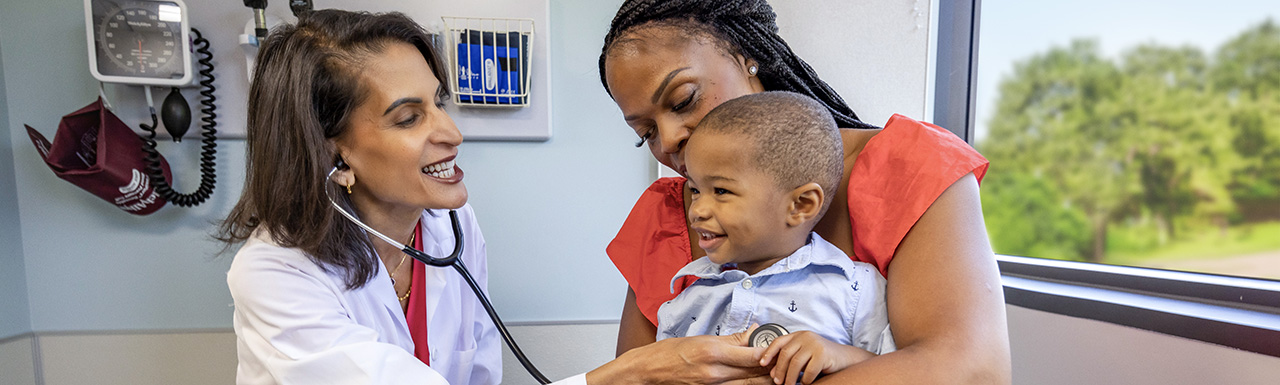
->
xmin=97 ymin=3 xmax=182 ymax=76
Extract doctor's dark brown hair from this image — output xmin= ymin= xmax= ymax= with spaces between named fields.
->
xmin=599 ymin=0 xmax=876 ymax=129
xmin=217 ymin=10 xmax=449 ymax=289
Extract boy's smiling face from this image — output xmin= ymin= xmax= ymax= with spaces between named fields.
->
xmin=685 ymin=131 xmax=798 ymax=275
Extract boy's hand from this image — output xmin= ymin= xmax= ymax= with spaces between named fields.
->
xmin=757 ymin=331 xmax=876 ymax=384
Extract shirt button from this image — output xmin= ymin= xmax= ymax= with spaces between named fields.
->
xmin=742 ymin=279 xmax=754 ymax=289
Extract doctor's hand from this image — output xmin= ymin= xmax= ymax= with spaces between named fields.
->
xmin=757 ymin=331 xmax=876 ymax=385
xmin=586 ymin=326 xmax=772 ymax=385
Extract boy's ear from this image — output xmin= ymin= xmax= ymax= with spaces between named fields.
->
xmin=786 ymin=182 xmax=825 ymax=227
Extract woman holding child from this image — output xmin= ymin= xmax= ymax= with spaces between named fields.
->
xmin=220 ymin=4 xmax=923 ymax=385
xmin=595 ymin=0 xmax=1012 ymax=384
xmin=223 ymin=1 xmax=1009 ymax=384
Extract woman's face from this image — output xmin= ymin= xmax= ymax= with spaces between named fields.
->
xmin=604 ymin=29 xmax=764 ymax=177
xmin=336 ymin=42 xmax=467 ymax=213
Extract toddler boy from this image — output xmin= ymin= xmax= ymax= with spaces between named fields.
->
xmin=657 ymin=91 xmax=895 ymax=385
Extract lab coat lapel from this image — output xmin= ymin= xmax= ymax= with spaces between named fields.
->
xmin=420 ymin=211 xmax=453 ymax=348
xmin=368 ymin=254 xmax=412 ymax=345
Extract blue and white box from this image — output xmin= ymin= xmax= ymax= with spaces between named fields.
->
xmin=455 ymin=30 xmax=529 ymax=105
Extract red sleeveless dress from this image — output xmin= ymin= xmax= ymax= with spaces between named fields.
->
xmin=606 ymin=114 xmax=989 ymax=325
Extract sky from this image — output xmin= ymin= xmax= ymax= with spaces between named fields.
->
xmin=974 ymin=0 xmax=1278 ymax=142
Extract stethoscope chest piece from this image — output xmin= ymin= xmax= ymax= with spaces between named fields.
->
xmin=749 ymin=323 xmax=789 ymax=348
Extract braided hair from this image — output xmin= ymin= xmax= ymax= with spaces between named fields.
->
xmin=599 ymin=0 xmax=875 ymax=128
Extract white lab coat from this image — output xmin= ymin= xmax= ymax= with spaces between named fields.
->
xmin=227 ymin=205 xmax=501 ymax=385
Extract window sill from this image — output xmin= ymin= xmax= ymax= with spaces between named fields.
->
xmin=998 ymin=255 xmax=1280 ymax=358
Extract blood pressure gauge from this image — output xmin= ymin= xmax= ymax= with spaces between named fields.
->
xmin=85 ymin=0 xmax=193 ymax=86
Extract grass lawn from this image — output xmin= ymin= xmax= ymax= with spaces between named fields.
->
xmin=1106 ymin=221 xmax=1280 ymax=265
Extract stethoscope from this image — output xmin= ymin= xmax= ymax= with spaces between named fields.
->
xmin=325 ymin=167 xmax=551 ymax=384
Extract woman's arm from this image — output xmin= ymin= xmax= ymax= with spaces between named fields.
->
xmin=617 ymin=288 xmax=659 ymax=356
xmin=815 ymin=173 xmax=1012 ymax=384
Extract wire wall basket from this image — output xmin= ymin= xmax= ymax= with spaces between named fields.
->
xmin=441 ymin=17 xmax=534 ymax=107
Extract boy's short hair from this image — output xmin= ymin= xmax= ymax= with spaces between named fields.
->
xmin=697 ymin=91 xmax=844 ymax=218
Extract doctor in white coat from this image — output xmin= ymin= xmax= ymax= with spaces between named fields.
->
xmin=219 ymin=9 xmax=774 ymax=385
xmin=228 ymin=206 xmax=497 ymax=384
xmin=219 ymin=10 xmax=499 ymax=384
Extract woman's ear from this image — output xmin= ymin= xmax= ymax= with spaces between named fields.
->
xmin=786 ymin=182 xmax=825 ymax=227
xmin=331 ymin=164 xmax=356 ymax=193
xmin=330 ymin=145 xmax=357 ymax=192
xmin=738 ymin=56 xmax=765 ymax=93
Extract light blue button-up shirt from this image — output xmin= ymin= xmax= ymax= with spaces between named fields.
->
xmin=656 ymin=233 xmax=896 ymax=354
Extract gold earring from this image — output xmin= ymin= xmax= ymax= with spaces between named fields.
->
xmin=346 ymin=182 xmax=353 ymax=194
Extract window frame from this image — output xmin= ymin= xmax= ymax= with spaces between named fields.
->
xmin=933 ymin=0 xmax=1280 ymax=358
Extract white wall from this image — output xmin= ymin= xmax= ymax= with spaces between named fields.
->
xmin=461 ymin=0 xmax=646 ymax=321
xmin=0 ymin=0 xmax=939 ymax=333
xmin=0 ymin=323 xmax=615 ymax=385
xmin=499 ymin=322 xmax=619 ymax=385
xmin=775 ymin=0 xmax=934 ymax=125
xmin=1 ymin=0 xmax=239 ymax=332
xmin=0 ymin=33 xmax=32 ymax=340
xmin=36 ymin=331 xmax=237 ymax=385
xmin=1008 ymin=305 xmax=1280 ymax=384
xmin=0 ymin=336 xmax=38 ymax=385
xmin=0 ymin=0 xmax=647 ymax=333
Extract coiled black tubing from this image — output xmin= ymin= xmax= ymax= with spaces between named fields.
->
xmin=140 ymin=28 xmax=218 ymax=208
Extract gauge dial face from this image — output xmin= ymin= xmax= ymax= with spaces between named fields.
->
xmin=91 ymin=0 xmax=185 ymax=79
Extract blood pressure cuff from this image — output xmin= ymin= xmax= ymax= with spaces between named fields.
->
xmin=24 ymin=98 xmax=172 ymax=215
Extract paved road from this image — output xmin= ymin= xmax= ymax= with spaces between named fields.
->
xmin=1136 ymin=250 xmax=1280 ymax=280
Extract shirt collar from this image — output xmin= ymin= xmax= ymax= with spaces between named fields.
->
xmin=668 ymin=233 xmax=854 ymax=293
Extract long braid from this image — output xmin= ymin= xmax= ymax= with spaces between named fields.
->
xmin=600 ymin=0 xmax=876 ymax=128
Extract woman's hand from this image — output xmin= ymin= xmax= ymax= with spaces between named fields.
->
xmin=588 ymin=326 xmax=772 ymax=385
xmin=758 ymin=331 xmax=875 ymax=385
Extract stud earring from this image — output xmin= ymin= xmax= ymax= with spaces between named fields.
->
xmin=748 ymin=65 xmax=758 ymax=76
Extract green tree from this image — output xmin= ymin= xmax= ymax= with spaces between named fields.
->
xmin=1212 ymin=19 xmax=1280 ymax=101
xmin=1115 ymin=44 xmax=1212 ymax=241
xmin=981 ymin=40 xmax=1140 ymax=262
xmin=981 ymin=172 xmax=1091 ymax=260
xmin=1214 ymin=19 xmax=1280 ymax=221
xmin=981 ymin=20 xmax=1280 ymax=263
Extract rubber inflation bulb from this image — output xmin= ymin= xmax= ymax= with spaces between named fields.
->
xmin=161 ymin=87 xmax=192 ymax=142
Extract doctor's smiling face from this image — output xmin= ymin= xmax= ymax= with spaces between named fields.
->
xmin=603 ymin=26 xmax=764 ymax=177
xmin=334 ymin=41 xmax=467 ymax=213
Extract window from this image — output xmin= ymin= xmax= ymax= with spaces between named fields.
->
xmin=933 ymin=0 xmax=1280 ymax=357
xmin=973 ymin=1 xmax=1280 ymax=280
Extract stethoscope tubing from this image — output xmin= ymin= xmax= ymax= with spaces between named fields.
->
xmin=447 ymin=255 xmax=551 ymax=384
xmin=325 ymin=168 xmax=551 ymax=384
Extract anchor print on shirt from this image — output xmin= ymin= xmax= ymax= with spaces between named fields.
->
xmin=852 ymin=281 xmax=860 ymax=291
xmin=788 ymin=300 xmax=798 ymax=312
